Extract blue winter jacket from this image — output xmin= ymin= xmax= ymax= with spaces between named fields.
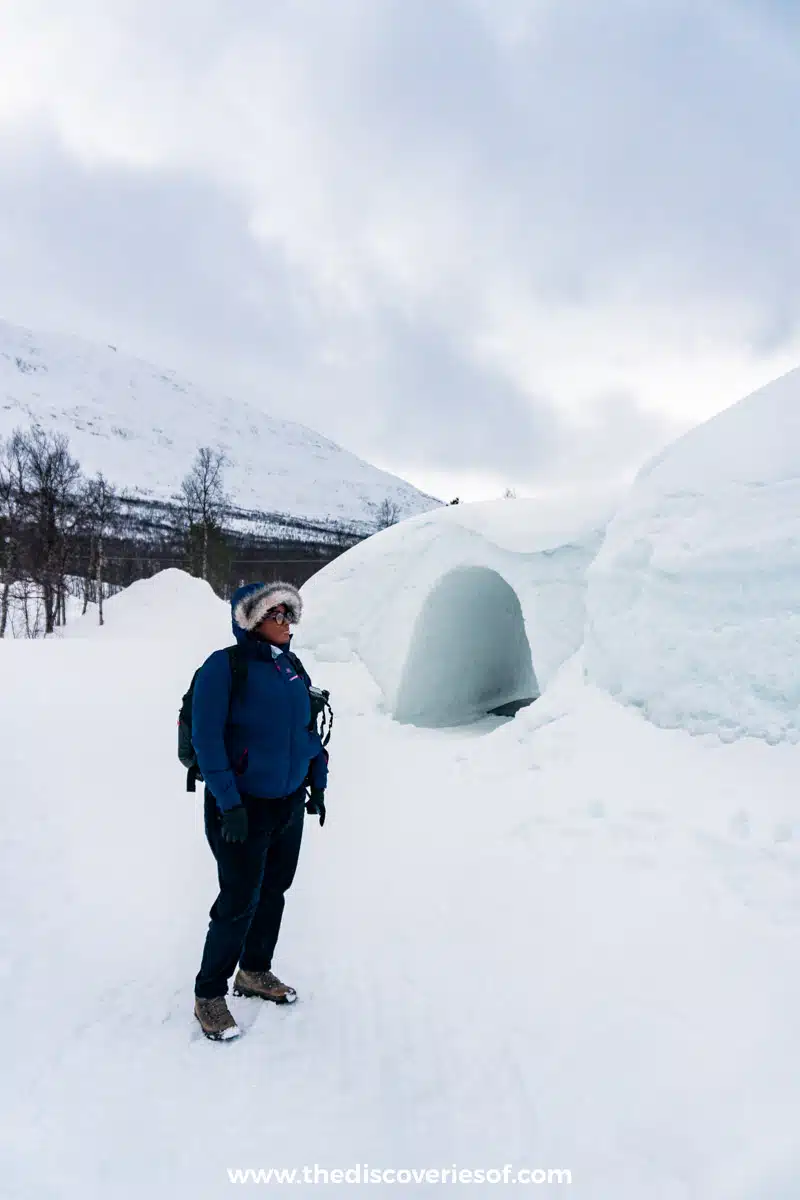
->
xmin=192 ymin=595 xmax=328 ymax=811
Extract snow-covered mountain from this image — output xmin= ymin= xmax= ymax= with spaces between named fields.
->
xmin=0 ymin=318 xmax=440 ymax=529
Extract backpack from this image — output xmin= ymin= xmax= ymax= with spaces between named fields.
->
xmin=178 ymin=644 xmax=333 ymax=792
xmin=178 ymin=645 xmax=248 ymax=792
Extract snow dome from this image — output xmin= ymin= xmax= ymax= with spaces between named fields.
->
xmin=61 ymin=568 xmax=227 ymax=642
xmin=297 ymin=497 xmax=609 ymax=726
xmin=585 ymin=368 xmax=800 ymax=743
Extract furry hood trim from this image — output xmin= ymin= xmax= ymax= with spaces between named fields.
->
xmin=231 ymin=581 xmax=303 ymax=631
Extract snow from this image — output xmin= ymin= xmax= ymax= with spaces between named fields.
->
xmin=585 ymin=367 xmax=800 ymax=744
xmin=299 ymin=498 xmax=607 ymax=725
xmin=61 ymin=568 xmax=226 ymax=642
xmin=2 ymin=569 xmax=800 ymax=1198
xmin=214 ymin=1024 xmax=240 ymax=1041
xmin=0 ymin=317 xmax=439 ymax=526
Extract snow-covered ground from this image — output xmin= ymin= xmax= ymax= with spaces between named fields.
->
xmin=2 ymin=569 xmax=800 ymax=1198
xmin=0 ymin=317 xmax=439 ymax=525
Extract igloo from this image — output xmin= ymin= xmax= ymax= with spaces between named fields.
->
xmin=585 ymin=368 xmax=800 ymax=743
xmin=298 ymin=498 xmax=609 ymax=726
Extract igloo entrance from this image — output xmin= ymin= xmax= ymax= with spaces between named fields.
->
xmin=393 ymin=566 xmax=539 ymax=727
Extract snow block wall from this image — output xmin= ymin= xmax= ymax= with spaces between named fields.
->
xmin=297 ymin=499 xmax=608 ymax=726
xmin=585 ymin=368 xmax=800 ymax=744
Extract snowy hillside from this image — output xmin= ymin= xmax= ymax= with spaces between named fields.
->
xmin=3 ymin=569 xmax=800 ymax=1199
xmin=585 ymin=367 xmax=800 ymax=743
xmin=0 ymin=318 xmax=440 ymax=528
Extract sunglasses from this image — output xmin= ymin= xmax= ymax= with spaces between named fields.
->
xmin=264 ymin=607 xmax=295 ymax=625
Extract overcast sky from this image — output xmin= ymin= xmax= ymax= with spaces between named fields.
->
xmin=1 ymin=0 xmax=799 ymax=501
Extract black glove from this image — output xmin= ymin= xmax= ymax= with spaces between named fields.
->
xmin=220 ymin=804 xmax=248 ymax=843
xmin=305 ymin=788 xmax=326 ymax=827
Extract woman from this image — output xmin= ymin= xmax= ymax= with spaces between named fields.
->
xmin=191 ymin=580 xmax=328 ymax=1041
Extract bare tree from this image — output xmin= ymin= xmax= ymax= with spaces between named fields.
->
xmin=4 ymin=427 xmax=83 ymax=634
xmin=180 ymin=447 xmax=229 ymax=581
xmin=16 ymin=574 xmax=44 ymax=638
xmin=328 ymin=523 xmax=362 ymax=550
xmin=0 ymin=436 xmax=26 ymax=637
xmin=376 ymin=497 xmax=401 ymax=530
xmin=82 ymin=473 xmax=120 ymax=625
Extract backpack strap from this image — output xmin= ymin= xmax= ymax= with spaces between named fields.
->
xmin=317 ymin=696 xmax=333 ymax=747
xmin=286 ymin=649 xmax=311 ymax=689
xmin=186 ymin=646 xmax=248 ymax=793
xmin=225 ymin=643 xmax=249 ymax=702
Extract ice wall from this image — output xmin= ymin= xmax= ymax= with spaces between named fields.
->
xmin=585 ymin=368 xmax=800 ymax=743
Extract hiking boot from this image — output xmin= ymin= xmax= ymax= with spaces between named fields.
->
xmin=194 ymin=995 xmax=240 ymax=1041
xmin=233 ymin=968 xmax=297 ymax=1004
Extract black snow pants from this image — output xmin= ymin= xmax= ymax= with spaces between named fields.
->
xmin=194 ymin=785 xmax=306 ymax=999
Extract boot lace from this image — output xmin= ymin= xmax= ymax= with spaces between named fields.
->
xmin=241 ymin=969 xmax=279 ymax=985
xmin=204 ymin=996 xmax=232 ymax=1020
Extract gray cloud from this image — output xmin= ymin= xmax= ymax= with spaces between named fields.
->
xmin=0 ymin=134 xmax=309 ymax=376
xmin=0 ymin=0 xmax=797 ymax=498
xmin=355 ymin=310 xmax=564 ymax=477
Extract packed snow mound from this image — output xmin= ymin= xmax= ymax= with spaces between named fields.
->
xmin=585 ymin=367 xmax=800 ymax=743
xmin=297 ymin=498 xmax=608 ymax=725
xmin=62 ymin=569 xmax=228 ymax=643
xmin=0 ymin=318 xmax=439 ymax=526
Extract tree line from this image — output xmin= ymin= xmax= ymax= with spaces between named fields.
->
xmin=0 ymin=425 xmax=400 ymax=637
xmin=0 ymin=427 xmax=120 ymax=635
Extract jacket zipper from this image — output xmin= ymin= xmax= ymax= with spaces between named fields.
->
xmin=276 ymin=657 xmax=294 ymax=797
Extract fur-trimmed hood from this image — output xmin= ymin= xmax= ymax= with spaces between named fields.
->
xmin=231 ymin=581 xmax=303 ymax=634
